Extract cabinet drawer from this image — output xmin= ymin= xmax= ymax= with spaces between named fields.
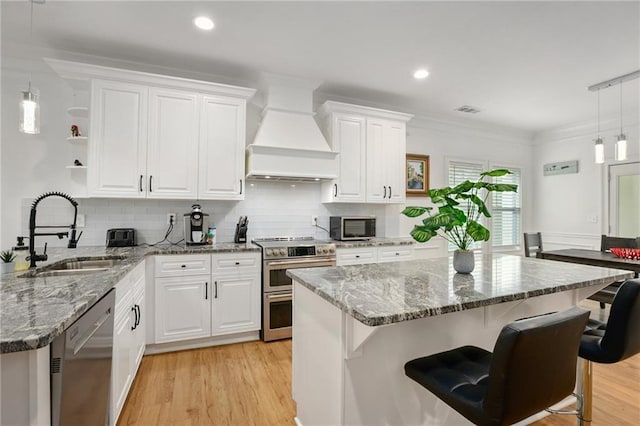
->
xmin=155 ymin=255 xmax=211 ymax=277
xmin=336 ymin=248 xmax=377 ymax=266
xmin=212 ymin=252 xmax=260 ymax=275
xmin=377 ymin=246 xmax=415 ymax=263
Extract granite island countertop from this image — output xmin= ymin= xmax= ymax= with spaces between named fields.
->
xmin=287 ymin=253 xmax=634 ymax=327
xmin=0 ymin=243 xmax=260 ymax=353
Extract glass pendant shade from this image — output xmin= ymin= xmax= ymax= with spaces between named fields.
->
xmin=19 ymin=87 xmax=40 ymax=134
xmin=594 ymin=138 xmax=605 ymax=164
xmin=615 ymin=134 xmax=627 ymax=161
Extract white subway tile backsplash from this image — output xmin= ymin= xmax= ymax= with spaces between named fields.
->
xmin=20 ymin=181 xmax=390 ymax=248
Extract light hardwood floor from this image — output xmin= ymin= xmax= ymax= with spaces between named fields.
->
xmin=119 ymin=312 xmax=639 ymax=425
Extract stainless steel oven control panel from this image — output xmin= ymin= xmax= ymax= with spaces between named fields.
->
xmin=264 ymin=243 xmax=335 ymax=259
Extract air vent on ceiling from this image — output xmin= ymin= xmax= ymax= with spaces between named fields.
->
xmin=455 ymin=105 xmax=481 ymax=114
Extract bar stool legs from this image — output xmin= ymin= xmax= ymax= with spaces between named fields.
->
xmin=579 ymin=358 xmax=593 ymax=426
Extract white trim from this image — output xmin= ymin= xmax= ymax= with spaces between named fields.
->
xmin=318 ymin=100 xmax=413 ymax=122
xmin=533 ymin=113 xmax=639 ymax=145
xmin=44 ymin=58 xmax=257 ymax=99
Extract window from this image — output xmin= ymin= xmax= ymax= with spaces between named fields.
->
xmin=491 ymin=168 xmax=521 ymax=249
xmin=447 ymin=160 xmax=522 ymax=251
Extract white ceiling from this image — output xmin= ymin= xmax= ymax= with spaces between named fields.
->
xmin=2 ymin=0 xmax=639 ymax=133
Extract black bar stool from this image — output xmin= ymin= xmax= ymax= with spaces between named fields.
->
xmin=578 ymin=279 xmax=640 ymax=424
xmin=404 ymin=307 xmax=590 ymax=426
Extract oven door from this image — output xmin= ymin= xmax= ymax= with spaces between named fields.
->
xmin=263 ymin=291 xmax=293 ymax=341
xmin=263 ymin=258 xmax=336 ymax=293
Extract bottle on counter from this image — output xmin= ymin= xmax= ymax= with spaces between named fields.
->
xmin=208 ymin=226 xmax=217 ymax=245
xmin=13 ymin=236 xmax=30 ymax=271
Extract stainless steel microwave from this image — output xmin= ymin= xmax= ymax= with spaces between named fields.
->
xmin=330 ymin=216 xmax=376 ymax=241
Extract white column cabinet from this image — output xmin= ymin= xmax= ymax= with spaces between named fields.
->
xmin=89 ymin=80 xmax=148 ymax=197
xmin=111 ymin=262 xmax=145 ymax=426
xmin=147 ymin=88 xmax=199 ymax=198
xmin=198 ymin=96 xmax=247 ymax=200
xmin=320 ymin=101 xmax=412 ymax=204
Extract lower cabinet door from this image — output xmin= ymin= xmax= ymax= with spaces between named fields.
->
xmin=111 ymin=311 xmax=133 ymax=425
xmin=155 ymin=275 xmax=211 ymax=343
xmin=212 ymin=275 xmax=260 ymax=335
xmin=131 ymin=287 xmax=145 ymax=371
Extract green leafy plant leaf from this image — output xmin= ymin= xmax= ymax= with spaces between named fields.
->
xmin=481 ymin=169 xmax=512 ymax=177
xmin=466 ymin=220 xmax=490 ymax=241
xmin=401 ymin=206 xmax=432 ymax=218
xmin=410 ymin=225 xmax=437 ymax=242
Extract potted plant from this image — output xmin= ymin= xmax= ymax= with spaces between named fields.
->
xmin=402 ymin=169 xmax=518 ymax=273
xmin=1 ymin=249 xmax=17 ymax=274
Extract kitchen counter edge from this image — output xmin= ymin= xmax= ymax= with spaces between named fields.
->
xmin=0 ymin=243 xmax=261 ymax=353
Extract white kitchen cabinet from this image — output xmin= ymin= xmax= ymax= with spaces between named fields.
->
xmin=320 ymin=101 xmax=412 ymax=204
xmin=152 ymin=253 xmax=260 ymax=345
xmin=336 ymin=247 xmax=377 ymax=266
xmin=146 ymin=88 xmax=199 ymax=198
xmin=44 ymin=58 xmax=257 ymax=200
xmin=211 ymin=252 xmax=261 ymax=335
xmin=366 ymin=118 xmax=407 ymax=203
xmin=111 ymin=262 xmax=145 ymax=426
xmin=155 ymin=275 xmax=211 ymax=343
xmin=319 ymin=111 xmax=366 ymax=202
xmin=336 ymin=245 xmax=415 ymax=266
xmin=377 ymin=245 xmax=415 ymax=263
xmin=198 ymin=95 xmax=247 ymax=200
xmin=89 ymin=80 xmax=148 ymax=197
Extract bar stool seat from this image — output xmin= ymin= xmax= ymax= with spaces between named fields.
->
xmin=577 ymin=279 xmax=640 ymax=424
xmin=405 ymin=308 xmax=590 ymax=426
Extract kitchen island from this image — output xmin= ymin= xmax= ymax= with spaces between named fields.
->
xmin=287 ymin=253 xmax=633 ymax=426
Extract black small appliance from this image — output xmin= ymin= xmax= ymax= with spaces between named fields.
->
xmin=234 ymin=216 xmax=248 ymax=243
xmin=106 ymin=228 xmax=136 ymax=247
xmin=184 ymin=204 xmax=210 ymax=246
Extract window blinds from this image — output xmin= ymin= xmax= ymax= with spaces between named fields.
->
xmin=447 ymin=161 xmax=522 ymax=251
xmin=491 ymin=168 xmax=521 ymax=248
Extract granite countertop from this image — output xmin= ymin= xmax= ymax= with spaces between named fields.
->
xmin=332 ymin=237 xmax=414 ymax=248
xmin=0 ymin=243 xmax=260 ymax=353
xmin=287 ymin=253 xmax=634 ymax=327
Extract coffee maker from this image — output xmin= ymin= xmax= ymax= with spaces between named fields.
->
xmin=184 ymin=204 xmax=210 ymax=245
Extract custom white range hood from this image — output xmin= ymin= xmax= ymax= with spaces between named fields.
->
xmin=246 ymin=75 xmax=338 ymax=181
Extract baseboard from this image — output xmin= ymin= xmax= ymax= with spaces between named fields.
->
xmin=144 ymin=331 xmax=260 ymax=355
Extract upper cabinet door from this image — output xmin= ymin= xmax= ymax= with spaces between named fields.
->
xmin=89 ymin=80 xmax=148 ymax=197
xmin=147 ymin=88 xmax=199 ymax=199
xmin=333 ymin=114 xmax=366 ymax=202
xmin=385 ymin=121 xmax=406 ymax=204
xmin=198 ymin=96 xmax=246 ymax=200
xmin=365 ymin=119 xmax=387 ymax=202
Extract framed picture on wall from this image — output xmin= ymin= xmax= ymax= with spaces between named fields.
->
xmin=406 ymin=154 xmax=430 ymax=197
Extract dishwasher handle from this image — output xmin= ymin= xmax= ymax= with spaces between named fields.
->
xmin=73 ymin=308 xmax=112 ymax=355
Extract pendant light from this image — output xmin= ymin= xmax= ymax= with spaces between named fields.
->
xmin=19 ymin=0 xmax=40 ymax=134
xmin=594 ymin=89 xmax=604 ymax=164
xmin=615 ymin=83 xmax=627 ymax=161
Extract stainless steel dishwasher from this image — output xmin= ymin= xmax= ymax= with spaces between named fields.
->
xmin=51 ymin=289 xmax=115 ymax=426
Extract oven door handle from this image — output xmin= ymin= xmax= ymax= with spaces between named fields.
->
xmin=266 ymin=259 xmax=336 ymax=268
xmin=266 ymin=293 xmax=293 ymax=301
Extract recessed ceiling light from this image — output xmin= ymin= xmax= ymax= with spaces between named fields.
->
xmin=413 ymin=69 xmax=429 ymax=79
xmin=194 ymin=16 xmax=214 ymax=30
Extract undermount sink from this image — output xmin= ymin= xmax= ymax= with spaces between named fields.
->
xmin=21 ymin=256 xmax=126 ymax=278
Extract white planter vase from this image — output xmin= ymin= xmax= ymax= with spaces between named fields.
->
xmin=1 ymin=262 xmax=15 ymax=274
xmin=453 ymin=250 xmax=474 ymax=274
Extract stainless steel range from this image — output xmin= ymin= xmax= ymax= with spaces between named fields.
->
xmin=253 ymin=237 xmax=336 ymax=341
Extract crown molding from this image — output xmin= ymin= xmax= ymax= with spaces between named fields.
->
xmin=533 ymin=111 xmax=639 ymax=145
